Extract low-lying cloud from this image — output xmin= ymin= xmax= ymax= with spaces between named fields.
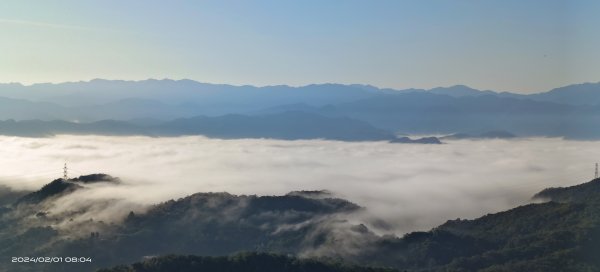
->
xmin=0 ymin=135 xmax=598 ymax=234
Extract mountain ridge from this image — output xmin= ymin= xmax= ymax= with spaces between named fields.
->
xmin=0 ymin=111 xmax=403 ymax=142
xmin=1 ymin=79 xmax=600 ymax=139
xmin=1 ymin=174 xmax=599 ymax=271
xmin=2 ymin=78 xmax=598 ymax=96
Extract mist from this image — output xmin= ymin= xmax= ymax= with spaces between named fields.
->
xmin=0 ymin=135 xmax=598 ymax=234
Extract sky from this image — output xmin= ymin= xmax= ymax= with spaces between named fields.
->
xmin=0 ymin=0 xmax=598 ymax=93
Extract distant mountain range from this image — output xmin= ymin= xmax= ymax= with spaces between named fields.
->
xmin=1 ymin=79 xmax=600 ymax=139
xmin=440 ymin=130 xmax=517 ymax=140
xmin=0 ymin=112 xmax=401 ymax=142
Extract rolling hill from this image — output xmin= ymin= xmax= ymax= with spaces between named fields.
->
xmin=1 ymin=174 xmax=599 ymax=271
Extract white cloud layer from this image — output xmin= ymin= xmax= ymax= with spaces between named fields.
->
xmin=0 ymin=135 xmax=598 ymax=234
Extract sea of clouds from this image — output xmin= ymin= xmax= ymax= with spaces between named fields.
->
xmin=0 ymin=135 xmax=598 ymax=234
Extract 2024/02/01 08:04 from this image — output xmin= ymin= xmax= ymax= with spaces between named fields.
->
xmin=12 ymin=257 xmax=92 ymax=263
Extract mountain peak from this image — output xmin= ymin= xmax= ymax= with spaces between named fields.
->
xmin=15 ymin=174 xmax=120 ymax=205
xmin=71 ymin=173 xmax=120 ymax=184
xmin=427 ymin=85 xmax=492 ymax=97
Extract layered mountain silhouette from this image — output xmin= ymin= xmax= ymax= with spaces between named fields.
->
xmin=440 ymin=130 xmax=517 ymax=140
xmin=1 ymin=174 xmax=599 ymax=271
xmin=390 ymin=136 xmax=442 ymax=144
xmin=0 ymin=79 xmax=600 ymax=139
xmin=0 ymin=112 xmax=404 ymax=142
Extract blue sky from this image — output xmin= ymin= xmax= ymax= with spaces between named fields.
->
xmin=0 ymin=0 xmax=598 ymax=93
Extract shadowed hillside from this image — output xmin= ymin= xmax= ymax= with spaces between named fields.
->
xmin=97 ymin=252 xmax=398 ymax=272
xmin=1 ymin=175 xmax=600 ymax=271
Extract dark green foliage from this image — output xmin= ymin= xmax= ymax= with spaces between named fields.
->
xmin=4 ymin=190 xmax=364 ymax=272
xmin=97 ymin=252 xmax=398 ymax=272
xmin=15 ymin=179 xmax=81 ymax=205
xmin=99 ymin=192 xmax=362 ymax=259
xmin=72 ymin=174 xmax=121 ymax=184
xmin=363 ymin=179 xmax=600 ymax=271
xmin=534 ymin=178 xmax=600 ymax=203
xmin=15 ymin=174 xmax=118 ymax=205
xmin=3 ymin=175 xmax=600 ymax=272
xmin=0 ymin=185 xmax=30 ymax=206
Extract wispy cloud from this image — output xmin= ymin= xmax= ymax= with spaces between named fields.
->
xmin=0 ymin=136 xmax=596 ymax=235
xmin=0 ymin=18 xmax=104 ymax=31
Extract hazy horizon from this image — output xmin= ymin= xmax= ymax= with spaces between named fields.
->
xmin=1 ymin=77 xmax=599 ymax=94
xmin=2 ymin=0 xmax=600 ymax=93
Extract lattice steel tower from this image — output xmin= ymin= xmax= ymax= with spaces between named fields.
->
xmin=63 ymin=162 xmax=69 ymax=180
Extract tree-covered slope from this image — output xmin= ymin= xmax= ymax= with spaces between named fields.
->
xmin=534 ymin=178 xmax=600 ymax=203
xmin=2 ymin=175 xmax=600 ymax=271
xmin=351 ymin=179 xmax=600 ymax=271
xmin=97 ymin=252 xmax=398 ymax=272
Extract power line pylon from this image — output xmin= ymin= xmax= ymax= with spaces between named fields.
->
xmin=63 ymin=162 xmax=69 ymax=180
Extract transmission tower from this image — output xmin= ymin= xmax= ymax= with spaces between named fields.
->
xmin=63 ymin=162 xmax=69 ymax=180
xmin=595 ymin=163 xmax=598 ymax=179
